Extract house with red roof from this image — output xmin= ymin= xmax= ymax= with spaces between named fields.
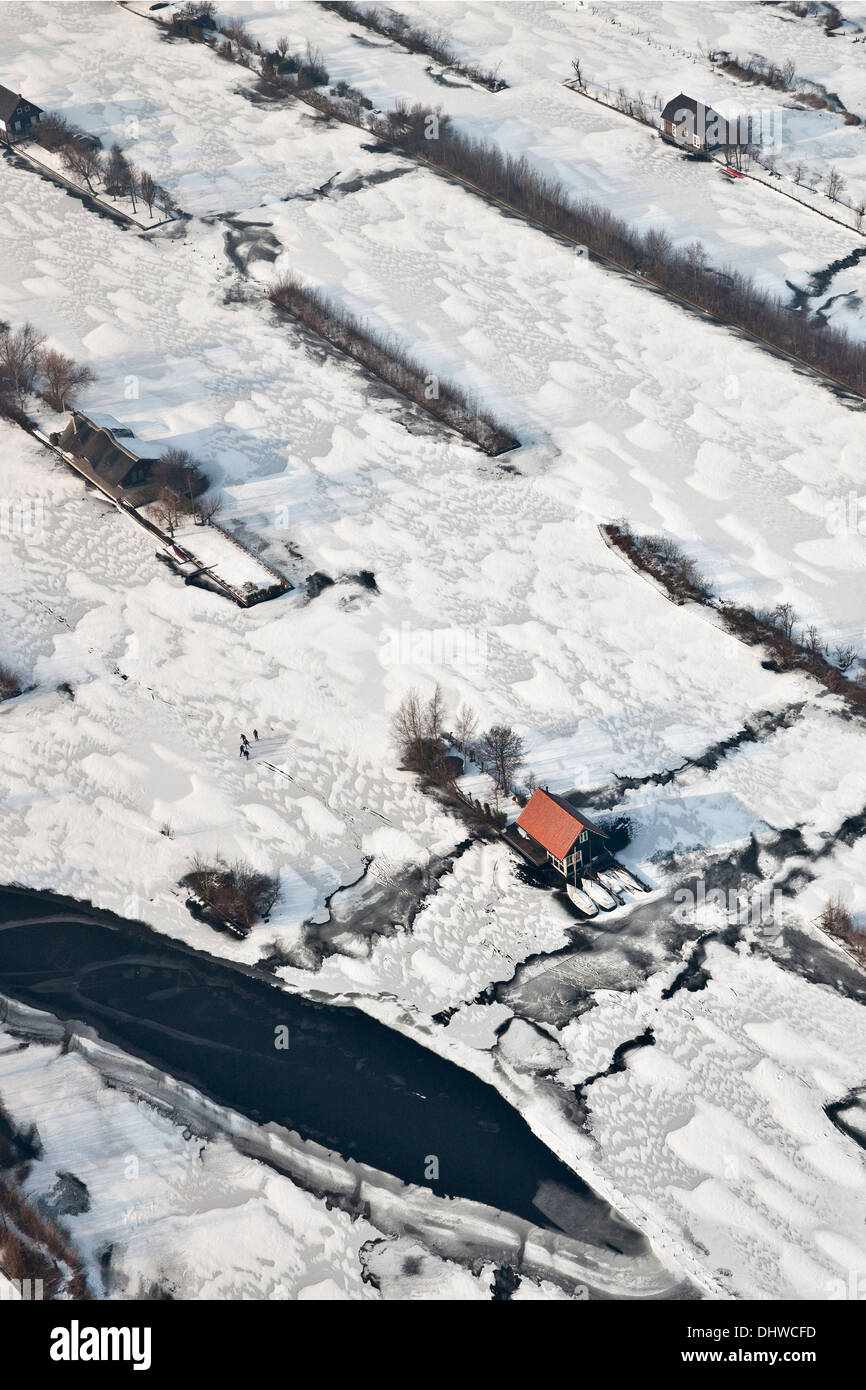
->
xmin=515 ymin=788 xmax=608 ymax=880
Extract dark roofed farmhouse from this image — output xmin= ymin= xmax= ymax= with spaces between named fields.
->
xmin=0 ymin=84 xmax=43 ymax=142
xmin=58 ymin=411 xmax=167 ymax=504
xmin=660 ymin=93 xmax=748 ymax=155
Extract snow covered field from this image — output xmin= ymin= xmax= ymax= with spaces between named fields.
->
xmin=0 ymin=1 xmax=864 ymax=1303
xmin=235 ymin=0 xmax=866 ymax=336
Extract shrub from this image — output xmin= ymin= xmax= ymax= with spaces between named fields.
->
xmin=220 ymin=15 xmax=254 ymax=49
xmin=0 ymin=661 xmax=22 ymax=701
xmin=320 ymin=2 xmax=507 ymax=91
xmin=182 ymin=854 xmax=279 ymax=931
xmin=818 ymin=894 xmax=865 ymax=963
xmin=34 ymin=111 xmax=84 ymax=153
xmin=596 ymin=814 xmax=632 ymax=853
xmin=602 ymin=521 xmax=712 ymax=603
xmin=152 ymin=447 xmax=210 ymax=499
xmin=819 ymin=894 xmax=853 ymax=936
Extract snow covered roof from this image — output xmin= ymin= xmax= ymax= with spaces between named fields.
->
xmin=661 ymin=93 xmax=721 ymax=124
xmin=72 ymin=410 xmax=165 ymax=460
xmin=516 ymin=789 xmax=608 ymax=859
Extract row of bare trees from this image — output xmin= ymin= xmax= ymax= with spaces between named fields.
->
xmin=818 ymin=895 xmax=865 ymax=964
xmin=392 ymin=686 xmax=526 ymax=800
xmin=320 ymin=2 xmax=506 ymax=91
xmin=167 ymin=3 xmax=331 ymax=90
xmin=605 ymin=520 xmax=866 ymax=709
xmin=0 ymin=320 xmax=94 ymax=421
xmin=371 ymin=101 xmax=866 ymax=395
xmin=268 ymin=273 xmax=518 ymax=454
xmin=35 ymin=113 xmax=176 ymax=218
xmin=717 ymin=597 xmax=866 ymax=703
xmin=603 ymin=521 xmax=713 ymax=604
xmin=711 ymin=48 xmax=856 ymax=119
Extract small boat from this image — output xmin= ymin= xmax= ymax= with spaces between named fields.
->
xmin=611 ymin=865 xmax=651 ymax=894
xmin=583 ymin=876 xmax=618 ymax=911
xmin=597 ymin=868 xmax=627 ymax=902
xmin=566 ymin=882 xmax=598 ymax=917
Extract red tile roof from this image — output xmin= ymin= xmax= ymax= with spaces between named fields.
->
xmin=515 ymin=789 xmax=607 ymax=860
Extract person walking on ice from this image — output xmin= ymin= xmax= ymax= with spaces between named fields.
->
xmin=253 ymin=729 xmax=259 ymax=741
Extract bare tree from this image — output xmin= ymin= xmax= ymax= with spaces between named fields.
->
xmin=683 ymin=239 xmax=706 ymax=290
xmin=126 ymin=163 xmax=140 ymax=213
xmin=103 ymin=144 xmax=132 ymax=200
xmin=38 ymin=348 xmax=95 ymax=411
xmin=154 ymin=486 xmax=183 ymax=536
xmin=772 ymin=601 xmax=798 ymax=642
xmin=479 ymin=724 xmax=526 ymax=794
xmin=153 ymin=447 xmax=209 ymax=504
xmin=194 ymin=492 xmax=223 ymax=525
xmin=643 ymin=226 xmax=673 ymax=272
xmin=453 ymin=702 xmax=478 ymax=768
xmin=392 ymin=687 xmax=426 ymax=770
xmin=826 ymin=165 xmax=846 ymax=202
xmin=156 ymin=184 xmax=179 ymax=218
xmin=804 ymin=623 xmax=824 ymax=657
xmin=61 ymin=140 xmax=103 ymax=194
xmin=275 ymin=34 xmax=291 ymax=58
xmin=392 ymin=684 xmax=446 ymax=777
xmin=834 ymin=643 xmax=857 ymax=672
xmin=222 ymin=15 xmax=254 ymax=48
xmin=571 ymin=56 xmax=584 ymax=87
xmin=0 ymin=322 xmax=47 ymax=402
xmin=139 ymin=170 xmax=156 ymax=217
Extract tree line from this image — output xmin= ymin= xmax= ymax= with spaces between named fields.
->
xmin=604 ymin=519 xmax=866 ymax=711
xmin=35 ymin=112 xmax=178 ymax=219
xmin=268 ymin=273 xmax=518 ymax=455
xmin=372 ymin=101 xmax=866 ymax=396
xmin=320 ymin=2 xmax=507 ymax=92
